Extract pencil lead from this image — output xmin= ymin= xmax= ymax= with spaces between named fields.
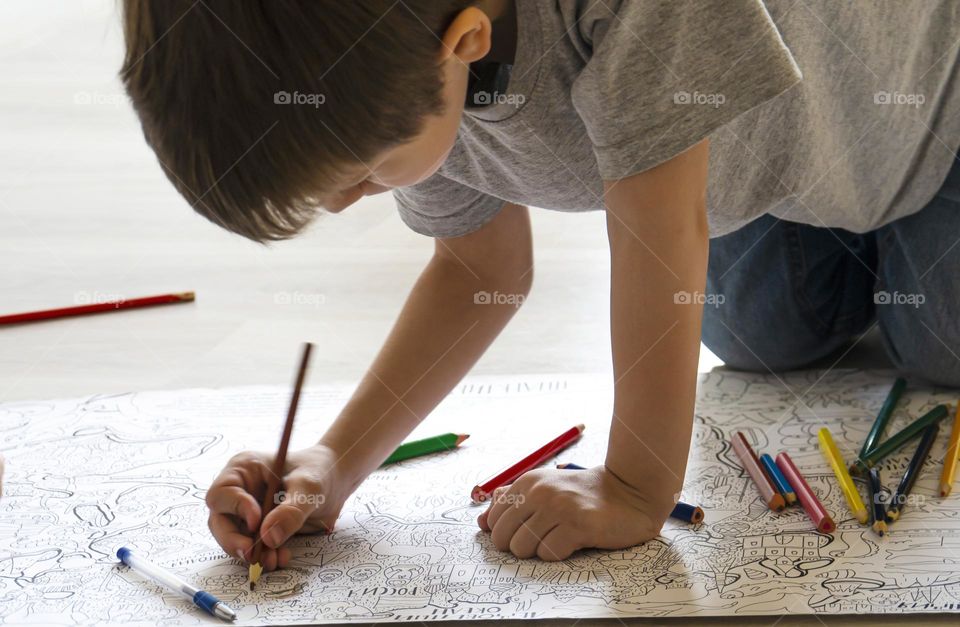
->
xmin=248 ymin=562 xmax=262 ymax=590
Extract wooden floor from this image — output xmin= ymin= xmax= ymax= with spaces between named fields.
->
xmin=2 ymin=3 xmax=933 ymax=626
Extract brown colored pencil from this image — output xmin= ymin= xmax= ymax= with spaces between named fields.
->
xmin=248 ymin=342 xmax=313 ymax=589
xmin=732 ymin=431 xmax=785 ymax=512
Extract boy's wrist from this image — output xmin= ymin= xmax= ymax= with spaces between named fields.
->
xmin=313 ymin=435 xmax=379 ymax=492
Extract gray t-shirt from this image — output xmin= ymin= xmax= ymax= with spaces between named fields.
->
xmin=393 ymin=0 xmax=960 ymax=238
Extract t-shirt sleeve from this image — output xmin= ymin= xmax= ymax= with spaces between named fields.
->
xmin=392 ymin=173 xmax=506 ymax=238
xmin=571 ymin=0 xmax=802 ymax=180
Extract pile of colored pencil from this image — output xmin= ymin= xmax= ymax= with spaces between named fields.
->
xmin=733 ymin=379 xmax=958 ymax=538
xmin=731 ymin=431 xmax=834 ymax=533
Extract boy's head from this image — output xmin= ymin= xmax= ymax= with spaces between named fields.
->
xmin=121 ymin=1 xmax=491 ymax=242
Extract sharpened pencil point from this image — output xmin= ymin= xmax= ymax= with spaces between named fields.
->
xmin=249 ymin=562 xmax=262 ymax=590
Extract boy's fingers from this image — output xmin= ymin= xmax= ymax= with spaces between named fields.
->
xmin=208 ymin=513 xmax=254 ymax=559
xmin=484 ymin=486 xmax=512 ymax=529
xmin=277 ymin=547 xmax=293 ymax=569
xmin=206 ymin=485 xmax=261 ymax=530
xmin=259 ymin=489 xmax=318 ymax=548
xmin=490 ymin=502 xmax=532 ymax=552
xmin=477 ymin=510 xmax=490 ymax=531
xmin=509 ymin=514 xmax=556 ymax=560
xmin=536 ymin=526 xmax=579 ymax=561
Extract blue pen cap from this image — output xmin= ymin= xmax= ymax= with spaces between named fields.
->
xmin=117 ymin=546 xmax=131 ymax=563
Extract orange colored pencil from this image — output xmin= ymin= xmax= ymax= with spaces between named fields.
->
xmin=0 ymin=291 xmax=194 ymax=325
xmin=731 ymin=431 xmax=785 ymax=512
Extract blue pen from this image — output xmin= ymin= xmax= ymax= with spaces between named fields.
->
xmin=556 ymin=463 xmax=705 ymax=524
xmin=760 ymin=453 xmax=797 ymax=505
xmin=117 ymin=547 xmax=237 ymax=622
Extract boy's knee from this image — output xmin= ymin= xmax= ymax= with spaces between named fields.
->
xmin=702 ymin=307 xmax=829 ymax=373
xmin=881 ymin=316 xmax=960 ymax=387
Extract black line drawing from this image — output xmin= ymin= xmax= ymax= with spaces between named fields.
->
xmin=1 ymin=371 xmax=958 ymax=623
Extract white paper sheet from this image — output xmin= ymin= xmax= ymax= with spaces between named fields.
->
xmin=2 ymin=370 xmax=959 ymax=624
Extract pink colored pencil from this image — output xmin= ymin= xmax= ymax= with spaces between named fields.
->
xmin=776 ymin=451 xmax=835 ymax=533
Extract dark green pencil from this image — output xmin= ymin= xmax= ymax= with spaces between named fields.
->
xmin=851 ymin=404 xmax=949 ymax=474
xmin=382 ymin=433 xmax=469 ymax=465
xmin=859 ymin=378 xmax=906 ymax=460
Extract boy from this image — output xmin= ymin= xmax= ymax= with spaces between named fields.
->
xmin=121 ymin=0 xmax=960 ymax=570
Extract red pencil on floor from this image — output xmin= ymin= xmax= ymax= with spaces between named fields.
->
xmin=776 ymin=451 xmax=835 ymax=533
xmin=471 ymin=424 xmax=584 ymax=503
xmin=731 ymin=431 xmax=785 ymax=512
xmin=0 ymin=291 xmax=195 ymax=325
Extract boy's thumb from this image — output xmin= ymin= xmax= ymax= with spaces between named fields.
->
xmin=259 ymin=483 xmax=325 ymax=548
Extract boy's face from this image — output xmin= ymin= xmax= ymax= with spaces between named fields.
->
xmin=321 ymin=5 xmax=495 ymax=214
xmin=322 ymin=56 xmax=468 ymax=213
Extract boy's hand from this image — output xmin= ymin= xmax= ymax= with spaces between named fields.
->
xmin=205 ymin=444 xmax=350 ymax=572
xmin=477 ymin=465 xmax=672 ymax=561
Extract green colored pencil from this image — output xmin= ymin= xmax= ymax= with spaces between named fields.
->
xmin=382 ymin=433 xmax=469 ymax=465
xmin=860 ymin=378 xmax=906 ymax=460
xmin=851 ymin=404 xmax=949 ymax=474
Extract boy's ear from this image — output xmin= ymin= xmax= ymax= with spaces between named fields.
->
xmin=439 ymin=7 xmax=492 ymax=63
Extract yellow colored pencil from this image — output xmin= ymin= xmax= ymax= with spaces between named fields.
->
xmin=940 ymin=403 xmax=960 ymax=497
xmin=818 ymin=427 xmax=869 ymax=524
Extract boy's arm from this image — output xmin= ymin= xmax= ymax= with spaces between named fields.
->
xmin=206 ymin=202 xmax=533 ymax=566
xmin=481 ymin=140 xmax=709 ymax=560
xmin=603 ymin=139 xmax=709 ymax=513
xmin=320 ymin=201 xmax=534 ymax=488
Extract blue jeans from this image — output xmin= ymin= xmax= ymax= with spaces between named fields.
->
xmin=703 ymin=157 xmax=960 ymax=387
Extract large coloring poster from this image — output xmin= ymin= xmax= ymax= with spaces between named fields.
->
xmin=2 ymin=370 xmax=960 ymax=624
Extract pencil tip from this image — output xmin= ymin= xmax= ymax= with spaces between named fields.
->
xmin=248 ymin=562 xmax=262 ymax=590
xmin=575 ymin=423 xmax=586 ymax=433
xmin=456 ymin=434 xmax=470 ymax=446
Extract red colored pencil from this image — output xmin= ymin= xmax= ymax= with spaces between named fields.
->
xmin=731 ymin=431 xmax=785 ymax=511
xmin=471 ymin=424 xmax=584 ymax=503
xmin=776 ymin=451 xmax=835 ymax=533
xmin=0 ymin=292 xmax=195 ymax=325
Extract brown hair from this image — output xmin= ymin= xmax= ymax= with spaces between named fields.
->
xmin=121 ymin=1 xmax=470 ymax=242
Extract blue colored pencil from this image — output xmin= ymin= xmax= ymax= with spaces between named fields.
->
xmin=760 ymin=453 xmax=798 ymax=505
